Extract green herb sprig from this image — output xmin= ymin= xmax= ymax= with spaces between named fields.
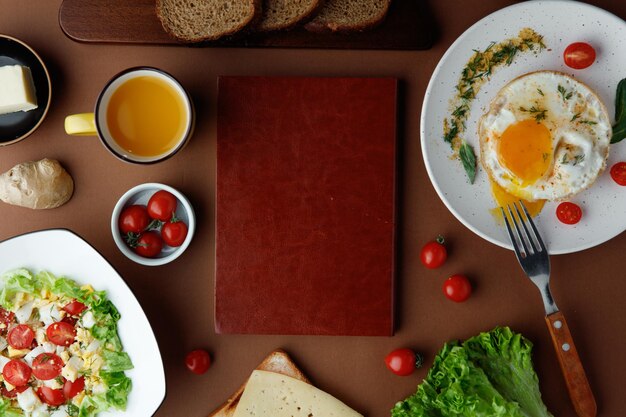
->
xmin=611 ymin=78 xmax=626 ymax=144
xmin=519 ymin=106 xmax=547 ymax=122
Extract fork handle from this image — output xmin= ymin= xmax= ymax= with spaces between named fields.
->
xmin=545 ymin=311 xmax=597 ymax=417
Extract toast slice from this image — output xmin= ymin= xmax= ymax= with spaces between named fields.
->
xmin=208 ymin=349 xmax=310 ymax=417
xmin=156 ymin=0 xmax=262 ymax=42
xmin=304 ymin=0 xmax=390 ymax=32
xmin=257 ymin=0 xmax=324 ymax=32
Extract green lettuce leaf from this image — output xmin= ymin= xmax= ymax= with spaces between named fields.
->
xmin=103 ymin=351 xmax=134 ymax=372
xmin=0 ymin=397 xmax=23 ymax=417
xmin=392 ymin=327 xmax=552 ymax=417
xmin=101 ymin=371 xmax=133 ymax=410
xmin=0 ymin=269 xmax=37 ymax=307
xmin=78 ymin=394 xmax=109 ymax=417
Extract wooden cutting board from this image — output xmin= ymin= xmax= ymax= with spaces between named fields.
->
xmin=59 ymin=0 xmax=434 ymax=50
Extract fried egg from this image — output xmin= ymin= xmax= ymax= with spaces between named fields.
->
xmin=479 ymin=71 xmax=611 ymax=203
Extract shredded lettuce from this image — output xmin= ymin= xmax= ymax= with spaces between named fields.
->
xmin=392 ymin=327 xmax=553 ymax=417
xmin=0 ymin=269 xmax=134 ymax=417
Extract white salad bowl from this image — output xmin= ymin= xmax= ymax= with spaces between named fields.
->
xmin=111 ymin=183 xmax=196 ymax=267
xmin=0 ymin=229 xmax=166 ymax=416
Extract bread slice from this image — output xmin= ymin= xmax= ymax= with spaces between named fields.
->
xmin=304 ymin=0 xmax=390 ymax=32
xmin=257 ymin=0 xmax=324 ymax=32
xmin=156 ymin=0 xmax=262 ymax=42
xmin=208 ymin=349 xmax=309 ymax=417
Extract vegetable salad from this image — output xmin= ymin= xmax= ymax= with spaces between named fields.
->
xmin=0 ymin=269 xmax=132 ymax=417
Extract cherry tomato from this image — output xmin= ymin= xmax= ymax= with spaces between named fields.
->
xmin=63 ymin=376 xmax=85 ymax=399
xmin=0 ymin=307 xmax=15 ymax=335
xmin=384 ymin=348 xmax=423 ymax=376
xmin=0 ymin=384 xmax=28 ymax=398
xmin=443 ymin=274 xmax=472 ymax=302
xmin=32 ymin=353 xmax=64 ymax=380
xmin=133 ymin=232 xmax=164 ymax=258
xmin=185 ymin=349 xmax=211 ymax=375
xmin=119 ymin=205 xmax=151 ymax=234
xmin=420 ymin=237 xmax=447 ymax=269
xmin=556 ymin=202 xmax=582 ymax=225
xmin=563 ymin=42 xmax=596 ymax=70
xmin=7 ymin=324 xmax=35 ymax=349
xmin=62 ymin=300 xmax=87 ymax=316
xmin=162 ymin=220 xmax=188 ymax=247
xmin=61 ymin=316 xmax=78 ymax=326
xmin=147 ymin=190 xmax=178 ymax=222
xmin=610 ymin=162 xmax=626 ymax=186
xmin=46 ymin=322 xmax=77 ymax=346
xmin=37 ymin=386 xmax=66 ymax=406
xmin=2 ymin=360 xmax=32 ymax=387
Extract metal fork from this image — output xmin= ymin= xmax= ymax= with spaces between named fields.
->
xmin=501 ymin=202 xmax=596 ymax=417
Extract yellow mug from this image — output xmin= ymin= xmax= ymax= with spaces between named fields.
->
xmin=65 ymin=67 xmax=194 ymax=164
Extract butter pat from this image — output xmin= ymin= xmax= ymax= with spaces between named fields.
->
xmin=233 ymin=370 xmax=363 ymax=417
xmin=0 ymin=65 xmax=38 ymax=115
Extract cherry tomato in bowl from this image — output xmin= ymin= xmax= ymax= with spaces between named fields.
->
xmin=162 ymin=220 xmax=188 ymax=247
xmin=185 ymin=349 xmax=211 ymax=375
xmin=563 ymin=42 xmax=596 ymax=70
xmin=132 ymin=232 xmax=164 ymax=258
xmin=147 ymin=190 xmax=178 ymax=222
xmin=119 ymin=205 xmax=150 ymax=234
xmin=443 ymin=274 xmax=472 ymax=302
xmin=384 ymin=348 xmax=424 ymax=376
xmin=556 ymin=202 xmax=582 ymax=225
xmin=420 ymin=236 xmax=447 ymax=269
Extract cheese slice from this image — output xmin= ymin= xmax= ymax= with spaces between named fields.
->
xmin=233 ymin=370 xmax=363 ymax=417
xmin=0 ymin=65 xmax=38 ymax=115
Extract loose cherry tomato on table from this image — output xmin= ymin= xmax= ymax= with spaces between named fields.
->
xmin=443 ymin=274 xmax=472 ymax=302
xmin=7 ymin=324 xmax=35 ymax=349
xmin=610 ymin=162 xmax=626 ymax=186
xmin=62 ymin=300 xmax=87 ymax=316
xmin=420 ymin=236 xmax=447 ymax=269
xmin=2 ymin=359 xmax=32 ymax=387
xmin=32 ymin=353 xmax=64 ymax=380
xmin=185 ymin=349 xmax=211 ymax=375
xmin=46 ymin=321 xmax=77 ymax=346
xmin=64 ymin=376 xmax=85 ymax=399
xmin=162 ymin=220 xmax=188 ymax=247
xmin=556 ymin=202 xmax=582 ymax=225
xmin=37 ymin=386 xmax=66 ymax=406
xmin=563 ymin=42 xmax=596 ymax=69
xmin=133 ymin=232 xmax=164 ymax=258
xmin=147 ymin=190 xmax=178 ymax=222
xmin=384 ymin=348 xmax=423 ymax=376
xmin=119 ymin=205 xmax=150 ymax=234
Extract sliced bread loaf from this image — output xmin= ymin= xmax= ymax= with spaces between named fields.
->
xmin=156 ymin=0 xmax=262 ymax=42
xmin=257 ymin=0 xmax=324 ymax=32
xmin=304 ymin=0 xmax=390 ymax=32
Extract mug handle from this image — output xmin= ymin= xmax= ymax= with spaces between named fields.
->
xmin=65 ymin=113 xmax=97 ymax=136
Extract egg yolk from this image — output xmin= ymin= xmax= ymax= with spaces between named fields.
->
xmin=498 ymin=119 xmax=552 ymax=185
xmin=489 ymin=179 xmax=546 ymax=221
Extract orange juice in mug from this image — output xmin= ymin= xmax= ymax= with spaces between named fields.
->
xmin=65 ymin=67 xmax=194 ymax=164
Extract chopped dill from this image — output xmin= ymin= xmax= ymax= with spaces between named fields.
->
xmin=537 ymin=88 xmax=544 ymax=96
xmin=573 ymin=154 xmax=585 ymax=165
xmin=579 ymin=120 xmax=598 ymax=125
xmin=519 ymin=106 xmax=547 ymax=122
xmin=571 ymin=113 xmax=581 ymax=122
xmin=558 ymin=85 xmax=573 ymax=101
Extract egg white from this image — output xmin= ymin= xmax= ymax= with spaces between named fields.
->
xmin=479 ymin=71 xmax=611 ymax=201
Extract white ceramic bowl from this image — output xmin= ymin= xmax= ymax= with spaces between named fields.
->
xmin=111 ymin=183 xmax=196 ymax=266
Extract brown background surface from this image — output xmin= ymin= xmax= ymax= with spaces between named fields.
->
xmin=0 ymin=1 xmax=625 ymax=416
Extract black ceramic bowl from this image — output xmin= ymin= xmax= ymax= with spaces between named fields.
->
xmin=0 ymin=35 xmax=51 ymax=145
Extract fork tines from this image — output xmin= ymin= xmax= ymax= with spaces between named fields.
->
xmin=500 ymin=201 xmax=546 ymax=258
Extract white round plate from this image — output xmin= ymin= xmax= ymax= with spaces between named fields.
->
xmin=0 ymin=229 xmax=166 ymax=416
xmin=422 ymin=0 xmax=626 ymax=254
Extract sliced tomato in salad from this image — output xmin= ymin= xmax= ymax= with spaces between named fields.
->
xmin=7 ymin=324 xmax=35 ymax=349
xmin=46 ymin=322 xmax=77 ymax=346
xmin=3 ymin=360 xmax=32 ymax=387
xmin=37 ymin=386 xmax=67 ymax=406
xmin=0 ymin=384 xmax=28 ymax=398
xmin=32 ymin=353 xmax=64 ymax=380
xmin=62 ymin=300 xmax=87 ymax=316
xmin=64 ymin=376 xmax=85 ymax=399
xmin=0 ymin=307 xmax=15 ymax=335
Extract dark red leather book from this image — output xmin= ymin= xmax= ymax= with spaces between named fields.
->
xmin=216 ymin=77 xmax=397 ymax=336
